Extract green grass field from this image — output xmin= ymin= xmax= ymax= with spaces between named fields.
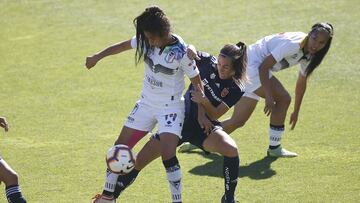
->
xmin=1 ymin=0 xmax=359 ymax=202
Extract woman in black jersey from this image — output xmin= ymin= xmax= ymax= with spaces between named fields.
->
xmin=111 ymin=42 xmax=247 ymax=203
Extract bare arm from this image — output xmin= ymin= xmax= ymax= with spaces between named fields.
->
xmin=85 ymin=39 xmax=133 ymax=69
xmin=190 ymin=84 xmax=230 ymax=120
xmin=258 ymin=54 xmax=277 ymax=116
xmin=290 ymin=73 xmax=307 ymax=129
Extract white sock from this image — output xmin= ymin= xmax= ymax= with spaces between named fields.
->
xmin=269 ymin=125 xmax=284 ymax=147
xmin=104 ymin=169 xmax=119 ymax=193
xmin=166 ymin=165 xmax=182 ymax=202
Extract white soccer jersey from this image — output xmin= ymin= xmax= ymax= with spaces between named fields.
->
xmin=130 ymin=34 xmax=199 ymax=107
xmin=247 ymin=32 xmax=311 ymax=76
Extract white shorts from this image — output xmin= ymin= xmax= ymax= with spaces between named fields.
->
xmin=244 ymin=62 xmax=273 ymax=101
xmin=124 ymin=100 xmax=185 ymax=138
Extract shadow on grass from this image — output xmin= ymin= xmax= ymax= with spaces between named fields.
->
xmin=184 ymin=150 xmax=278 ymax=180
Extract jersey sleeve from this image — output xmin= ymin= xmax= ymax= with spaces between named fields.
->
xmin=222 ymin=88 xmax=244 ymax=108
xmin=179 ymin=54 xmax=200 ymax=78
xmin=130 ymin=36 xmax=137 ymax=49
xmin=270 ymin=40 xmax=300 ymax=62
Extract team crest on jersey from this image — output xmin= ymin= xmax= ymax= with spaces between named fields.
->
xmin=165 ymin=51 xmax=176 ymax=63
xmin=221 ymin=88 xmax=229 ymax=98
xmin=210 ymin=73 xmax=216 ymax=79
xmin=165 ymin=113 xmax=177 ymax=127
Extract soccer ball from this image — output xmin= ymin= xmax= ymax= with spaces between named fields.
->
xmin=106 ymin=144 xmax=136 ymax=175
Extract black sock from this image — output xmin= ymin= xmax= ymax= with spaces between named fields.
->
xmin=223 ymin=156 xmax=239 ymax=201
xmin=6 ymin=185 xmax=27 ymax=203
xmin=112 ymin=169 xmax=140 ymax=199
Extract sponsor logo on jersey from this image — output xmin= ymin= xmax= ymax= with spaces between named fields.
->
xmin=204 ymin=83 xmax=222 ymax=103
xmin=221 ymin=88 xmax=229 ymax=98
xmin=145 ymin=75 xmax=163 ymax=88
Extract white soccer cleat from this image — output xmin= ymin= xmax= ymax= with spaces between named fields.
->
xmin=91 ymin=194 xmax=115 ymax=203
xmin=267 ymin=146 xmax=298 ymax=157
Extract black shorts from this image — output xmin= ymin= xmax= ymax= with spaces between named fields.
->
xmin=153 ymin=117 xmax=222 ymax=152
xmin=179 ymin=117 xmax=222 ymax=151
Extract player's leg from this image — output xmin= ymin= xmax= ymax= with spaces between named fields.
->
xmin=221 ymin=96 xmax=258 ymax=134
xmin=254 ymin=76 xmax=297 ymax=157
xmin=202 ymin=130 xmax=239 ymax=203
xmin=93 ymin=102 xmax=155 ymax=203
xmin=158 ymin=133 xmax=182 ymax=203
xmin=157 ymin=108 xmax=184 ymax=203
xmin=0 ymin=159 xmax=27 ymax=203
xmin=113 ymin=137 xmax=162 ymax=198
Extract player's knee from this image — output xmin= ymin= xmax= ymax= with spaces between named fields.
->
xmin=279 ymin=93 xmax=291 ymax=107
xmin=221 ymin=141 xmax=238 ymax=157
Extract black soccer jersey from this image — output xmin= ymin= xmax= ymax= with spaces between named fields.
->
xmin=184 ymin=51 xmax=244 ymax=119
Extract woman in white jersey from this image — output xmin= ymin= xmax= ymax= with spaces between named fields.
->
xmin=85 ymin=6 xmax=202 ymax=203
xmin=221 ymin=23 xmax=334 ymax=157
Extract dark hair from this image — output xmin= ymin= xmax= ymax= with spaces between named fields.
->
xmin=133 ymin=6 xmax=171 ymax=64
xmin=305 ymin=22 xmax=334 ymax=76
xmin=219 ymin=41 xmax=248 ymax=86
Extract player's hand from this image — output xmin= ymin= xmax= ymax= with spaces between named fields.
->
xmin=191 ymin=84 xmax=206 ymax=104
xmin=0 ymin=117 xmax=9 ymax=132
xmin=186 ymin=44 xmax=200 ymax=60
xmin=197 ymin=113 xmax=213 ymax=135
xmin=264 ymin=95 xmax=275 ymax=116
xmin=85 ymin=54 xmax=100 ymax=69
xmin=289 ymin=111 xmax=299 ymax=130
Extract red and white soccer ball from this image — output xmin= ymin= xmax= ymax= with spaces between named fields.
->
xmin=106 ymin=144 xmax=136 ymax=175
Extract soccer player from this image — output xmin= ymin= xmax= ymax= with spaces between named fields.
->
xmin=221 ymin=22 xmax=334 ymax=157
xmin=0 ymin=116 xmax=27 ymax=203
xmin=111 ymin=42 xmax=248 ymax=203
xmin=86 ymin=6 xmax=202 ymax=203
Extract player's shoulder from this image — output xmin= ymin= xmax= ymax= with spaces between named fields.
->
xmin=196 ymin=51 xmax=217 ymax=66
xmin=166 ymin=34 xmax=187 ymax=61
xmin=275 ymin=32 xmax=307 ymax=45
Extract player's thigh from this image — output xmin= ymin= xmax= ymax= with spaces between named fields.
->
xmin=158 ymin=132 xmax=180 ymax=160
xmin=230 ymin=96 xmax=258 ymax=124
xmin=269 ymin=77 xmax=291 ymax=102
xmin=203 ymin=130 xmax=238 ymax=157
xmin=116 ymin=102 xmax=156 ymax=144
xmin=135 ymin=138 xmax=161 ymax=170
xmin=253 ymin=76 xmax=290 ymax=101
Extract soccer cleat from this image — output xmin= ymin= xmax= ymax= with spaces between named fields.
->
xmin=267 ymin=146 xmax=298 ymax=157
xmin=177 ymin=143 xmax=197 ymax=153
xmin=221 ymin=194 xmax=237 ymax=203
xmin=91 ymin=194 xmax=116 ymax=203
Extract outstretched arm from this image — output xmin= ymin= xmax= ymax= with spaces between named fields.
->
xmin=290 ymin=73 xmax=307 ymax=130
xmin=85 ymin=39 xmax=132 ymax=69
